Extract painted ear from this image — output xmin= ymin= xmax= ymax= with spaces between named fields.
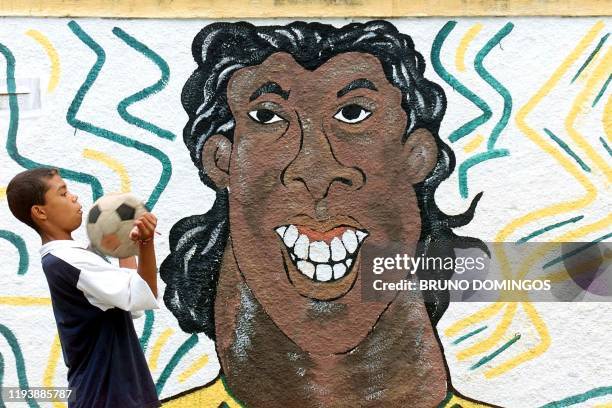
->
xmin=403 ymin=128 xmax=439 ymax=184
xmin=201 ymin=134 xmax=232 ymax=190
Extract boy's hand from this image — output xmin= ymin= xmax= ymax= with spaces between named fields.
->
xmin=129 ymin=213 xmax=157 ymax=243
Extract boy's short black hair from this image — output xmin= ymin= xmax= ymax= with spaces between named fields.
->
xmin=6 ymin=168 xmax=58 ymax=232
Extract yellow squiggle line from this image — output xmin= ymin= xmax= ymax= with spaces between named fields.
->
xmin=463 ymin=134 xmax=485 ymax=153
xmin=495 ymin=22 xmax=603 ymax=284
xmin=0 ymin=187 xmax=6 ymax=199
xmin=82 ymin=149 xmax=131 ymax=193
xmin=498 ymin=21 xmax=603 ymax=244
xmin=178 ymin=354 xmax=209 ymax=383
xmin=0 ymin=296 xmax=51 ymax=306
xmin=25 ymin=29 xmax=60 ymax=93
xmin=484 ymin=302 xmax=551 ymax=378
xmin=565 ymin=47 xmax=612 ymax=182
xmin=447 ymin=24 xmax=604 ymax=375
xmin=603 ymin=77 xmax=612 ymax=141
xmin=457 ymin=303 xmax=518 ymax=360
xmin=455 ymin=23 xmax=483 ymax=72
xmin=43 ymin=335 xmax=66 ymax=408
xmin=444 ymin=302 xmax=505 ymax=337
xmin=148 ymin=328 xmax=174 ymax=372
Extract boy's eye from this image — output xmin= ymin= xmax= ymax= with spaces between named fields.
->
xmin=248 ymin=109 xmax=284 ymax=124
xmin=334 ymin=104 xmax=372 ymax=124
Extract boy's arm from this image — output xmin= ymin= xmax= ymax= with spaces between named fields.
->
xmin=129 ymin=213 xmax=158 ymax=298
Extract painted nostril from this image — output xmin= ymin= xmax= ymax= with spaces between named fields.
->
xmin=338 ymin=177 xmax=353 ymax=187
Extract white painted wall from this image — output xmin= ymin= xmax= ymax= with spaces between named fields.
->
xmin=0 ymin=17 xmax=610 ymax=407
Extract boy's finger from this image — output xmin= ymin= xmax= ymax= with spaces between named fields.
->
xmin=129 ymin=226 xmax=140 ymax=240
xmin=140 ymin=217 xmax=155 ymax=232
xmin=142 ymin=213 xmax=157 ymax=228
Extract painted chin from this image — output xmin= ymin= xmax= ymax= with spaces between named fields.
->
xmin=275 ymin=224 xmax=368 ymax=300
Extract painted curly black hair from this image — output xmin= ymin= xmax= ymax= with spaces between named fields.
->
xmin=160 ymin=20 xmax=484 ymax=340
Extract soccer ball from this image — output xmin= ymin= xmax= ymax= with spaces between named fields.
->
xmin=86 ymin=193 xmax=147 ymax=258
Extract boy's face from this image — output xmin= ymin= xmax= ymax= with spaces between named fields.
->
xmin=35 ymin=175 xmax=83 ymax=233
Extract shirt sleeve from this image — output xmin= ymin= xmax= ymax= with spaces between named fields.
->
xmin=56 ymin=247 xmax=159 ymax=312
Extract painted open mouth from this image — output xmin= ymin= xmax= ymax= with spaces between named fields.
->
xmin=275 ymin=224 xmax=368 ymax=282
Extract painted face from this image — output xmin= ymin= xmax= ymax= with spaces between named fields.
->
xmin=216 ymin=52 xmax=437 ymax=354
xmin=40 ymin=175 xmax=83 ymax=233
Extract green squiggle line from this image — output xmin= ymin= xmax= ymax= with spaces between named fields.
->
xmin=0 ymin=42 xmax=103 ymax=201
xmin=540 ymin=386 xmax=612 ymax=408
xmin=457 ymin=23 xmax=515 ymax=197
xmin=155 ymin=334 xmax=198 ymax=394
xmin=452 ymin=325 xmax=487 ymax=345
xmin=470 ymin=333 xmax=521 ymax=370
xmin=0 ymin=230 xmax=28 ymax=275
xmin=601 ymin=137 xmax=612 ymax=157
xmin=65 ymin=21 xmax=172 ymax=210
xmin=139 ymin=310 xmax=155 ymax=352
xmin=458 ymin=149 xmax=509 ymax=198
xmin=431 ymin=21 xmax=492 ymax=143
xmin=474 ymin=22 xmax=514 ymax=150
xmin=0 ymin=324 xmax=39 ymax=408
xmin=517 ymin=215 xmax=584 ymax=244
xmin=592 ymin=73 xmax=611 ymax=107
xmin=571 ymin=33 xmax=609 ymax=84
xmin=112 ymin=27 xmax=176 ymax=141
xmin=543 ymin=231 xmax=612 ymax=270
xmin=543 ymin=128 xmax=591 ymax=172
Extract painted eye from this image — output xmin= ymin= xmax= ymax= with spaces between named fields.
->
xmin=248 ymin=109 xmax=284 ymax=124
xmin=334 ymin=104 xmax=372 ymax=124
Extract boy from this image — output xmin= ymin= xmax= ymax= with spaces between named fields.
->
xmin=6 ymin=167 xmax=161 ymax=408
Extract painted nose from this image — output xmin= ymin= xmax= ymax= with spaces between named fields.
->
xmin=282 ymin=117 xmax=364 ymax=200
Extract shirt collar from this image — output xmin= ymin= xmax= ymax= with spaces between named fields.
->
xmin=40 ymin=240 xmax=87 ymax=257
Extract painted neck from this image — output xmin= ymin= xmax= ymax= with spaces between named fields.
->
xmin=214 ymin=244 xmax=449 ymax=407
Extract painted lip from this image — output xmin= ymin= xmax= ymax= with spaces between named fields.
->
xmin=280 ymin=214 xmax=365 ymax=234
xmin=274 ymin=215 xmax=368 ymax=300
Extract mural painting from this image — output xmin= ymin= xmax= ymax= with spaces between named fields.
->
xmin=0 ymin=15 xmax=610 ymax=408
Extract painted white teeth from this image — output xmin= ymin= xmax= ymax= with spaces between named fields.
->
xmin=309 ymin=241 xmax=330 ymax=263
xmin=330 ymin=237 xmax=346 ymax=261
xmin=297 ymin=260 xmax=315 ymax=279
xmin=342 ymin=230 xmax=358 ymax=253
xmin=316 ymin=264 xmax=333 ymax=281
xmin=277 ymin=225 xmax=368 ymax=282
xmin=283 ymin=225 xmax=299 ymax=247
xmin=294 ymin=234 xmax=309 ymax=259
xmin=275 ymin=226 xmax=287 ymax=238
xmin=333 ymin=263 xmax=346 ymax=279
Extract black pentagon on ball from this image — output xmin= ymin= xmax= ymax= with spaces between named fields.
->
xmin=88 ymin=205 xmax=102 ymax=224
xmin=116 ymin=203 xmax=136 ymax=221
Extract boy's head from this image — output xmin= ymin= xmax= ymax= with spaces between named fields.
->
xmin=6 ymin=168 xmax=83 ymax=236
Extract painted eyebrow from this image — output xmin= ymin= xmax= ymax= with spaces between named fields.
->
xmin=337 ymin=78 xmax=378 ymax=98
xmin=249 ymin=81 xmax=290 ymax=101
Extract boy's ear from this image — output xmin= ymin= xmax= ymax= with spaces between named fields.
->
xmin=403 ymin=128 xmax=439 ymax=184
xmin=201 ymin=134 xmax=232 ymax=190
xmin=31 ymin=205 xmax=47 ymax=224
